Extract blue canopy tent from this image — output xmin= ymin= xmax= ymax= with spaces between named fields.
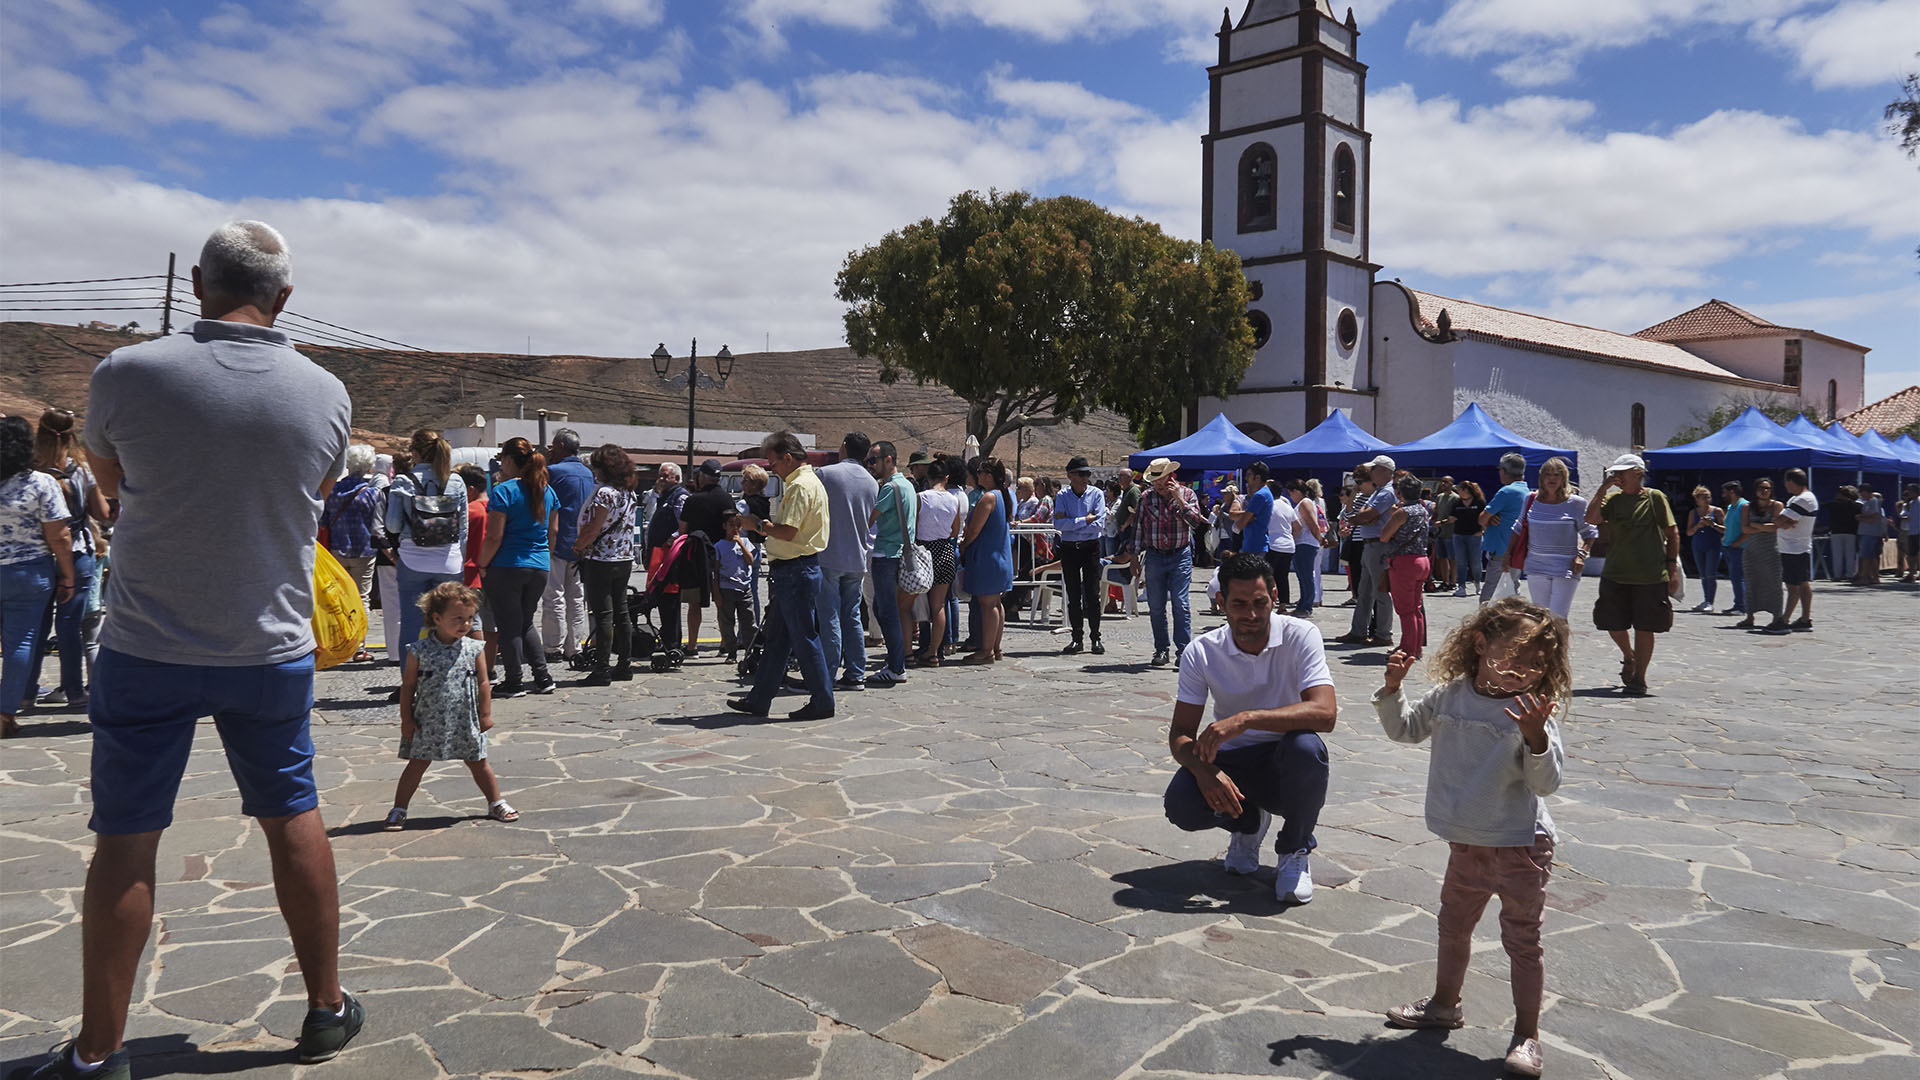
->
xmin=1647 ymin=408 xmax=1861 ymax=472
xmin=1820 ymin=422 xmax=1909 ymax=496
xmin=1258 ymin=410 xmax=1391 ymax=472
xmin=1858 ymin=428 xmax=1920 ymax=484
xmin=1894 ymin=434 xmax=1920 ymax=478
xmin=1381 ymin=403 xmax=1579 ymax=489
xmin=1128 ymin=412 xmax=1274 ymax=474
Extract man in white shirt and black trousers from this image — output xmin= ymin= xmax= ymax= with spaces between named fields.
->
xmin=1163 ymin=552 xmax=1337 ymax=905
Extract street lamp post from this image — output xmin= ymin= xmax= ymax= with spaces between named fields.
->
xmin=652 ymin=339 xmax=734 ymax=469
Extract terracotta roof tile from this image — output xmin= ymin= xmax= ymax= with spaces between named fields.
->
xmin=1632 ymin=299 xmax=1784 ymax=342
xmin=1402 ymin=289 xmax=1756 ymax=382
xmin=1839 ymin=385 xmax=1920 ymax=435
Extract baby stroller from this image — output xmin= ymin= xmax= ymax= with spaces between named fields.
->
xmin=565 ymin=582 xmax=671 ymax=674
xmin=638 ymin=534 xmax=701 ymax=672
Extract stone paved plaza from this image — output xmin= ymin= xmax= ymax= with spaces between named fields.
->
xmin=2 ymin=580 xmax=1915 ymax=1079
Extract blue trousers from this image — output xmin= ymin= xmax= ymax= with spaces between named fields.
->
xmin=1720 ymin=545 xmax=1745 ymax=612
xmin=745 ymin=556 xmax=833 ymax=714
xmin=1164 ymin=732 xmax=1330 ymax=855
xmin=1291 ymin=546 xmax=1320 ymax=613
xmin=870 ymin=556 xmax=905 ymax=676
xmin=30 ymin=549 xmax=94 ymax=699
xmin=2 ymin=556 xmax=55 ymax=715
xmin=1452 ymin=534 xmax=1484 ymax=586
xmin=1144 ymin=546 xmax=1194 ymax=653
xmin=396 ymin=562 xmax=461 ymax=664
xmin=816 ymin=566 xmax=866 ymax=682
xmin=1691 ymin=533 xmax=1721 ymax=607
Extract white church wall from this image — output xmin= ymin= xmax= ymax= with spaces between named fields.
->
xmin=1800 ymin=338 xmax=1867 ymax=420
xmin=1320 ymin=22 xmax=1354 ymax=53
xmin=1370 ymin=285 xmax=1455 ymax=443
xmin=1677 ymin=336 xmax=1788 ymax=385
xmin=1323 ymin=65 xmax=1360 ymax=129
xmin=1221 ymin=60 xmax=1301 ymax=131
xmin=1325 ymin=262 xmax=1370 ymax=388
xmin=1245 ymin=263 xmax=1309 ymax=388
xmin=1206 ymin=392 xmax=1308 ymax=442
xmin=1212 ymin=129 xmax=1306 ymax=258
xmin=1230 ymin=18 xmax=1295 ymax=62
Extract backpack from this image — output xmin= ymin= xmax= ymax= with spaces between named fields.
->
xmin=401 ymin=469 xmax=463 ymax=548
xmin=41 ymin=464 xmax=90 ymax=548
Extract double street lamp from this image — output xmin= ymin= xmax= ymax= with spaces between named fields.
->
xmin=651 ymin=339 xmax=733 ymax=469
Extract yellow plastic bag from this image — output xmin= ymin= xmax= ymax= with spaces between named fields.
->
xmin=312 ymin=545 xmax=368 ymax=670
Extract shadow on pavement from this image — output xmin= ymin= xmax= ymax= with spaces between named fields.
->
xmin=3 ymin=719 xmax=93 ymax=739
xmin=655 ymin=712 xmax=790 ymax=730
xmin=3 ymin=1035 xmax=293 ymax=1078
xmin=1268 ymin=1028 xmax=1502 ymax=1079
xmin=329 ymin=814 xmax=470 ymax=837
xmin=1108 ymin=860 xmax=1299 ymax=918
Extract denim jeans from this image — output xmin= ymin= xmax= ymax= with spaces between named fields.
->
xmin=870 ymin=557 xmax=905 ymax=676
xmin=1291 ymin=546 xmax=1321 ymax=613
xmin=30 ymin=549 xmax=94 ymax=699
xmin=1691 ymin=533 xmax=1721 ymax=606
xmin=1720 ymin=545 xmax=1745 ymax=611
xmin=745 ymin=556 xmax=833 ymax=714
xmin=1451 ymin=534 xmax=1484 ymax=587
xmin=816 ymin=566 xmax=866 ymax=682
xmin=1163 ymin=732 xmax=1330 ymax=855
xmin=396 ymin=562 xmax=461 ymax=665
xmin=1 ymin=555 xmax=55 ymax=715
xmin=1143 ymin=546 xmax=1194 ymax=653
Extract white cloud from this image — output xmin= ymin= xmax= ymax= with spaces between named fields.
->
xmin=1754 ymin=0 xmax=1920 ymax=90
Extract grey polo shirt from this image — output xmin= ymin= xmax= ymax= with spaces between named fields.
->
xmin=86 ymin=320 xmax=351 ymax=666
xmin=815 ymin=458 xmax=878 ymax=574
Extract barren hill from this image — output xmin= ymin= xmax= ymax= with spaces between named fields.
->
xmin=1 ymin=322 xmax=1140 ymax=469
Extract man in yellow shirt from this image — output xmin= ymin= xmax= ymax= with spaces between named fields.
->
xmin=729 ymin=432 xmax=835 ymax=720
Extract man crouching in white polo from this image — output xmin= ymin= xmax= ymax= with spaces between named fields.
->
xmin=1163 ymin=552 xmax=1337 ymax=904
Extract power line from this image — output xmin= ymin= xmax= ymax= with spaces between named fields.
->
xmin=0 ymin=274 xmax=165 ymax=288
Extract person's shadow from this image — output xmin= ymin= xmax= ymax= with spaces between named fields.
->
xmin=1268 ymin=1029 xmax=1503 ymax=1079
xmin=1 ymin=719 xmax=92 ymax=739
xmin=1109 ymin=860 xmax=1297 ymax=918
xmin=654 ymin=711 xmax=785 ymax=730
xmin=2 ymin=1034 xmax=291 ymax=1078
xmin=327 ymin=814 xmax=469 ymax=837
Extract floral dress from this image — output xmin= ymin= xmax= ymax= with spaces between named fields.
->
xmin=579 ymin=485 xmax=636 ymax=563
xmin=400 ymin=634 xmax=487 ymax=761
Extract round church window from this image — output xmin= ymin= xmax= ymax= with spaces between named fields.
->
xmin=1337 ymin=308 xmax=1359 ymax=350
xmin=1248 ymin=310 xmax=1272 ymax=348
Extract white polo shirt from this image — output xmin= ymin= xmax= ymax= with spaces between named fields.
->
xmin=1267 ymin=494 xmax=1299 ymax=555
xmin=1177 ymin=614 xmax=1334 ymax=752
xmin=1778 ymin=491 xmax=1819 ymax=556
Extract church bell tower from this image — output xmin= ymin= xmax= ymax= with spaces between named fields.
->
xmin=1202 ymin=0 xmax=1378 ymax=440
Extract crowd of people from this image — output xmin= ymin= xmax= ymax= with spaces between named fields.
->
xmin=6 ymin=218 xmax=1919 ymax=1080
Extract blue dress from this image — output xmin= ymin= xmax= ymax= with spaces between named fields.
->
xmin=963 ymin=487 xmax=1015 ymax=596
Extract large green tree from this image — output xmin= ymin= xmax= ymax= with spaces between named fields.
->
xmin=836 ymin=190 xmax=1255 ymax=458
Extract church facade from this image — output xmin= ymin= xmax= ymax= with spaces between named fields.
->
xmin=1199 ymin=0 xmax=1869 ymax=473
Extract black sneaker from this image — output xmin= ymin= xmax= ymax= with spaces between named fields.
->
xmin=297 ymin=990 xmax=365 ymax=1064
xmin=1090 ymin=637 xmax=1105 ymax=655
xmin=17 ymin=1043 xmax=132 ymax=1080
xmin=531 ymin=675 xmax=558 ymax=695
xmin=610 ymin=666 xmax=634 ymax=682
xmin=1789 ymin=618 xmax=1813 ymax=632
xmin=1061 ymin=638 xmax=1084 ymax=655
xmin=1151 ymin=649 xmax=1171 ymax=667
xmin=835 ymin=676 xmax=866 ymax=692
xmin=494 ymin=681 xmax=527 ymax=699
xmin=725 ymin=697 xmax=769 ymax=717
xmin=1762 ymin=619 xmax=1791 ymax=634
xmin=581 ymin=671 xmax=612 ymax=687
xmin=787 ymin=703 xmax=835 ymax=721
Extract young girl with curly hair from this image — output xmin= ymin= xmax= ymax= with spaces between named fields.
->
xmin=1374 ymin=597 xmax=1570 ymax=1077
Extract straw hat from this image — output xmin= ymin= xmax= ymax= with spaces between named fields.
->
xmin=1142 ymin=457 xmax=1181 ymax=482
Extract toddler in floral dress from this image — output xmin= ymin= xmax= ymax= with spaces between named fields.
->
xmin=385 ymin=583 xmax=516 ymax=829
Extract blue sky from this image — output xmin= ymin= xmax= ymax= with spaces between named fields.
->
xmin=3 ymin=0 xmax=1916 ymax=403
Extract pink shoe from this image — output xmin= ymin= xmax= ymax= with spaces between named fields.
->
xmin=1384 ymin=997 xmax=1463 ymax=1030
xmin=1505 ymin=1037 xmax=1542 ymax=1076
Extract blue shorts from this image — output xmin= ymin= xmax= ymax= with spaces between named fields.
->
xmin=87 ymin=649 xmax=320 ymax=834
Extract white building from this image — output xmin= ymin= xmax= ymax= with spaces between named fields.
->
xmin=1200 ymin=0 xmax=1869 ymax=470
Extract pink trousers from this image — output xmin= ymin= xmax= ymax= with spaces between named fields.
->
xmin=1386 ymin=554 xmax=1430 ymax=656
xmin=1436 ymin=834 xmax=1554 ymax=1014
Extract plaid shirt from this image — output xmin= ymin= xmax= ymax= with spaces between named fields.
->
xmin=1133 ymin=483 xmax=1210 ymax=552
xmin=322 ymin=476 xmax=381 ymax=559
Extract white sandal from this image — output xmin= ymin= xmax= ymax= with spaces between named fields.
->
xmin=488 ymin=801 xmax=519 ymax=823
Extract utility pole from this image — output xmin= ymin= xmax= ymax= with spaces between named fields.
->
xmin=160 ymin=253 xmax=176 ymax=335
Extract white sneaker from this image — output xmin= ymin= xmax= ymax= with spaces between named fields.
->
xmin=1690 ymin=601 xmax=1712 ymax=613
xmin=1276 ymin=849 xmax=1313 ymax=904
xmin=1223 ymin=810 xmax=1270 ymax=875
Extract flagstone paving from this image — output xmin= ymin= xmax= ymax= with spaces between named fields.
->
xmin=2 ymin=581 xmax=1915 ymax=1079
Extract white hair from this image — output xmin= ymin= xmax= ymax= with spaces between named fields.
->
xmin=345 ymin=444 xmax=376 ymax=477
xmin=1500 ymin=452 xmax=1528 ymax=479
xmin=659 ymin=462 xmax=682 ymax=482
xmin=199 ymin=220 xmax=291 ymax=310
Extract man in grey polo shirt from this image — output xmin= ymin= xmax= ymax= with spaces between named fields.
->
xmin=816 ymin=432 xmax=878 ymax=690
xmin=1338 ymin=455 xmax=1398 ymax=646
xmin=25 ymin=222 xmax=363 ymax=1080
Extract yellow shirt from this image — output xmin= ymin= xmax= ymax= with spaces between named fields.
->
xmin=767 ymin=463 xmax=829 ymax=561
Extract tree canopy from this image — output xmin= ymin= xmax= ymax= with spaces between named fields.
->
xmin=1666 ymin=391 xmax=1820 ymax=447
xmin=836 ymin=190 xmax=1255 ymax=458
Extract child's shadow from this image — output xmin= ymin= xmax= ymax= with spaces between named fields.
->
xmin=3 ymin=1034 xmax=290 ymax=1077
xmin=328 ymin=814 xmax=469 ymax=837
xmin=1269 ymin=1028 xmax=1499 ymax=1079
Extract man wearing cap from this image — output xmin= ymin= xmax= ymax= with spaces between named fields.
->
xmin=1585 ymin=454 xmax=1680 ymax=696
xmin=1338 ymin=455 xmax=1398 ymax=646
xmin=906 ymin=448 xmax=934 ymax=491
xmin=729 ymin=432 xmax=835 ymax=721
xmin=816 ymin=432 xmax=879 ymax=691
xmin=1135 ymin=457 xmax=1213 ymax=667
xmin=678 ymin=459 xmax=736 ymax=658
xmin=1053 ymin=456 xmax=1108 ymax=655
